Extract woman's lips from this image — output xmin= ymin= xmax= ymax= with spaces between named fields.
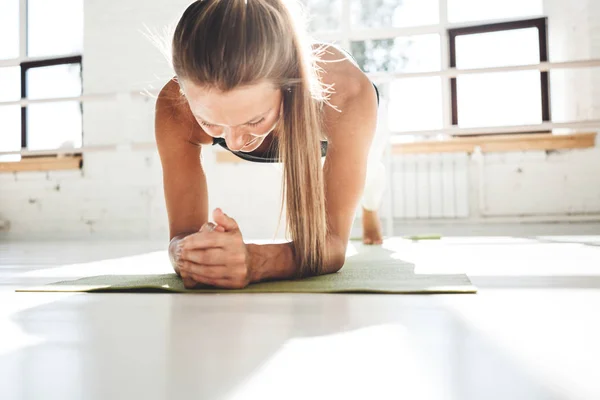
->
xmin=241 ymin=136 xmax=259 ymax=151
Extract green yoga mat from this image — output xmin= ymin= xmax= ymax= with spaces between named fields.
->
xmin=16 ymin=244 xmax=476 ymax=294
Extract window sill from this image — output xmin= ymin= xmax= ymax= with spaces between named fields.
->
xmin=393 ymin=132 xmax=597 ymax=154
xmin=0 ymin=155 xmax=82 ymax=173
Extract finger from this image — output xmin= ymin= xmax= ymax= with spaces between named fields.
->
xmin=180 ymin=248 xmax=225 ymax=266
xmin=199 ymin=222 xmax=214 ymax=232
xmin=185 ymin=262 xmax=231 ymax=280
xmin=178 ymin=268 xmax=197 ymax=288
xmin=199 ymin=222 xmax=226 ymax=233
xmin=182 ymin=276 xmax=197 ymax=289
xmin=189 ymin=273 xmax=231 ymax=288
xmin=180 ymin=230 xmax=226 ymax=250
xmin=212 ymin=208 xmax=239 ymax=232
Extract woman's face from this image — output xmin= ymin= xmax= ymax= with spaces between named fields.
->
xmin=180 ymin=79 xmax=283 ymax=152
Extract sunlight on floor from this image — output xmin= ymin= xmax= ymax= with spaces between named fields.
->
xmin=229 ymin=323 xmax=446 ymax=400
xmin=382 ymin=237 xmax=600 ymax=276
xmin=442 ymin=290 xmax=600 ymax=399
xmin=0 ymin=292 xmax=77 ymax=356
xmin=15 ymin=251 xmax=172 ymax=278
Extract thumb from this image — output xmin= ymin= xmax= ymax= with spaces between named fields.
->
xmin=212 ymin=208 xmax=239 ymax=232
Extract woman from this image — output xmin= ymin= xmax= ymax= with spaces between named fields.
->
xmin=155 ymin=0 xmax=387 ymax=289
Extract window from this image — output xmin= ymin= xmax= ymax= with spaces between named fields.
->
xmin=0 ymin=0 xmax=83 ymax=162
xmin=351 ymin=0 xmax=439 ymax=28
xmin=350 ymin=35 xmax=443 ymax=133
xmin=0 ymin=0 xmax=20 ymax=60
xmin=386 ymin=77 xmax=444 ymax=133
xmin=302 ymin=0 xmax=550 ymax=136
xmin=23 ymin=57 xmax=83 ymax=151
xmin=348 ymin=17 xmax=442 ymax=134
xmin=448 ymin=0 xmax=543 ymax=23
xmin=350 ymin=35 xmax=441 ymax=74
xmin=301 ymin=0 xmax=342 ymax=32
xmin=27 ymin=0 xmax=84 ymax=58
xmin=449 ymin=18 xmax=550 ymax=130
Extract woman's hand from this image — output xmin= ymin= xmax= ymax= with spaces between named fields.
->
xmin=176 ymin=208 xmax=253 ymax=289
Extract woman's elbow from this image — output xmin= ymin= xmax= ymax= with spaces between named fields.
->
xmin=324 ymin=235 xmax=347 ymax=274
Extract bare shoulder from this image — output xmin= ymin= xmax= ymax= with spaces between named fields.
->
xmin=156 ymin=78 xmax=213 ymax=146
xmin=311 ymin=43 xmax=378 ymax=142
xmin=312 ymin=43 xmax=368 ymax=100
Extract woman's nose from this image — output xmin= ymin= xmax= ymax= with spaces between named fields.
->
xmin=224 ymin=128 xmax=251 ymax=151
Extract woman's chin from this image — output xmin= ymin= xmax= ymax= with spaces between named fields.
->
xmin=240 ymin=146 xmax=259 ymax=153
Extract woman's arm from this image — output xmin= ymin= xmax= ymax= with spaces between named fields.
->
xmin=247 ymin=234 xmax=346 ymax=282
xmin=155 ymin=79 xmax=214 ymax=274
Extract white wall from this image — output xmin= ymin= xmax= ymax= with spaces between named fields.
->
xmin=1 ymin=0 xmax=599 ymax=241
xmin=544 ymin=0 xmax=600 ymax=123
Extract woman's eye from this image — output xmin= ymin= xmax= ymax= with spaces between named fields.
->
xmin=199 ymin=121 xmax=215 ymax=128
xmin=247 ymin=118 xmax=265 ymax=127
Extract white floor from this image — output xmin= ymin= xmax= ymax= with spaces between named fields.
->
xmin=1 ymin=234 xmax=600 ymax=400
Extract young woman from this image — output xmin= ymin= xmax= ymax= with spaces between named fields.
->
xmin=155 ymin=0 xmax=387 ymax=289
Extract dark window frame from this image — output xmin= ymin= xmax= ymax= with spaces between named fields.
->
xmin=448 ymin=18 xmax=550 ymax=132
xmin=20 ymin=55 xmax=83 ymax=150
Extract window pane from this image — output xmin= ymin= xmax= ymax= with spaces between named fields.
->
xmin=26 ymin=63 xmax=82 ymax=100
xmin=351 ymin=34 xmax=440 ymax=73
xmin=301 ymin=0 xmax=341 ymax=32
xmin=352 ymin=0 xmax=439 ymax=28
xmin=0 ymin=0 xmax=20 ymax=60
xmin=386 ymin=78 xmax=443 ymax=132
xmin=0 ymin=106 xmax=22 ymax=162
xmin=27 ymin=101 xmax=82 ymax=151
xmin=0 ymin=67 xmax=21 ymax=102
xmin=457 ymin=71 xmax=542 ymax=128
xmin=448 ymin=0 xmax=543 ymax=23
xmin=455 ymin=28 xmax=540 ymax=69
xmin=27 ymin=0 xmax=84 ymax=57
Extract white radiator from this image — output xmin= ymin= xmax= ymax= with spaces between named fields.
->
xmin=391 ymin=153 xmax=470 ymax=219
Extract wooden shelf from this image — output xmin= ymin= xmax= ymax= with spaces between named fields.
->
xmin=392 ymin=132 xmax=597 ymax=155
xmin=0 ymin=155 xmax=82 ymax=172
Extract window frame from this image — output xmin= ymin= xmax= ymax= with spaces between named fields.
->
xmin=448 ymin=17 xmax=551 ymax=131
xmin=0 ymin=0 xmax=83 ymax=168
xmin=20 ymin=55 xmax=83 ymax=149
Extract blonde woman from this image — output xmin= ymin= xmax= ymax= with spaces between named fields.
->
xmin=155 ymin=0 xmax=387 ymax=289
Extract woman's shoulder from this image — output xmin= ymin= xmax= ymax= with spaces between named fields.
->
xmin=312 ymin=43 xmax=365 ymax=97
xmin=157 ymin=78 xmax=214 ymax=146
xmin=311 ymin=44 xmax=377 ymax=143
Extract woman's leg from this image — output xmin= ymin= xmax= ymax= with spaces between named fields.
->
xmin=361 ymin=99 xmax=388 ymax=245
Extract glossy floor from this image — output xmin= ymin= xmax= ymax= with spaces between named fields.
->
xmin=1 ymin=236 xmax=600 ymax=400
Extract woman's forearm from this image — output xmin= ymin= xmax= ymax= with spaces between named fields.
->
xmin=248 ymin=234 xmax=346 ymax=282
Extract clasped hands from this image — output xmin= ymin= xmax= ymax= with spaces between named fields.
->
xmin=172 ymin=208 xmax=253 ymax=289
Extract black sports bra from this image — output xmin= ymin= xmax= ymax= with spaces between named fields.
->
xmin=212 ymin=48 xmax=380 ymax=164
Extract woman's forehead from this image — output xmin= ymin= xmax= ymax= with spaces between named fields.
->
xmin=182 ymin=80 xmax=281 ymax=125
xmin=181 ymin=79 xmax=278 ymax=100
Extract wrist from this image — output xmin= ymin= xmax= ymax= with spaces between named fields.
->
xmin=246 ymin=242 xmax=296 ymax=283
xmin=246 ymin=243 xmax=262 ymax=282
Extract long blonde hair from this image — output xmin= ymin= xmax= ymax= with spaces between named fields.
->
xmin=170 ymin=0 xmax=333 ymax=277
